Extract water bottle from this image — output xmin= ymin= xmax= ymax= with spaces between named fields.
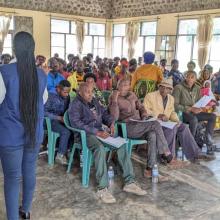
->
xmin=80 ymin=152 xmax=83 ymax=168
xmin=108 ymin=166 xmax=114 ymax=180
xmin=177 ymin=147 xmax=183 ymax=161
xmin=202 ymin=144 xmax=207 ymax=153
xmin=152 ymin=164 xmax=159 ymax=183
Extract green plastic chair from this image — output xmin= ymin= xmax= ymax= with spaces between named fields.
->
xmin=45 ymin=117 xmax=60 ymax=166
xmin=64 ymin=112 xmax=117 ymax=188
xmin=116 ymin=122 xmax=147 ymax=156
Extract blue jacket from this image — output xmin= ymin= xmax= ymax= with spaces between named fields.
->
xmin=68 ymin=94 xmax=113 ymax=135
xmin=44 ymin=93 xmax=70 ymax=120
xmin=0 ymin=63 xmax=47 ymax=147
xmin=47 ymin=72 xmax=64 ymax=94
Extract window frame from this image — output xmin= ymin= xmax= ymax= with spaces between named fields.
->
xmin=83 ymin=22 xmax=106 ymax=57
xmin=50 ymin=18 xmax=76 ymax=60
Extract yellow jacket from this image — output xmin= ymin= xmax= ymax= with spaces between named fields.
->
xmin=131 ymin=64 xmax=163 ymax=90
xmin=143 ymin=91 xmax=179 ymax=122
xmin=67 ymin=72 xmax=78 ymax=91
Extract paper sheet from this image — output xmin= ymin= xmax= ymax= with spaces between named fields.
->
xmin=97 ymin=136 xmax=127 ymax=149
xmin=129 ymin=118 xmax=157 ymax=123
xmin=158 ymin=120 xmax=178 ymax=129
xmin=193 ymin=96 xmax=213 ymax=108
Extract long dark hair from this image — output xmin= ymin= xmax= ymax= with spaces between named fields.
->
xmin=14 ymin=32 xmax=39 ymax=148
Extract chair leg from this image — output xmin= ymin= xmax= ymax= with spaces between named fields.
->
xmin=128 ymin=141 xmax=133 ymax=157
xmin=67 ymin=144 xmax=76 ymax=173
xmin=48 ymin=136 xmax=54 ymax=166
xmin=82 ymin=148 xmax=90 ymax=188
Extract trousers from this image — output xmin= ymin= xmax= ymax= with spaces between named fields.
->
xmin=0 ymin=145 xmax=40 ymax=220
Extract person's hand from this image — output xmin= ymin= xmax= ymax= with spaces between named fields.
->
xmin=189 ymin=107 xmax=202 ymax=114
xmin=135 ymin=100 xmax=142 ymax=110
xmin=58 ymin=116 xmax=64 ymax=123
xmin=111 ymin=90 xmax=120 ymax=102
xmin=96 ymin=131 xmax=110 ymax=139
xmin=158 ymin=114 xmax=169 ymax=121
xmin=110 ymin=123 xmax=115 ymax=137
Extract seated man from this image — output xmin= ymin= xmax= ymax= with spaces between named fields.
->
xmin=47 ymin=57 xmax=65 ymax=94
xmin=45 ymin=80 xmax=71 ymax=164
xmin=68 ymin=82 xmax=146 ymax=204
xmin=108 ymin=78 xmax=174 ymax=177
xmin=173 ymin=71 xmax=217 ymax=154
xmin=144 ymin=78 xmax=213 ymax=161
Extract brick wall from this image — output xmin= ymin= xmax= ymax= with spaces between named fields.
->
xmin=111 ymin=0 xmax=220 ymax=18
xmin=0 ymin=0 xmax=112 ymax=18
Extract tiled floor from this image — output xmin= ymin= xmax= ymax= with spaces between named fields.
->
xmin=1 ymin=134 xmax=220 ymax=220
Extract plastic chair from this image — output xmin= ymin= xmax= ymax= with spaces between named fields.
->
xmin=64 ymin=112 xmax=117 ymax=187
xmin=116 ymin=122 xmax=147 ymax=156
xmin=45 ymin=117 xmax=60 ymax=166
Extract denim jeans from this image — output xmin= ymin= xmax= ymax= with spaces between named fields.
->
xmin=0 ymin=145 xmax=40 ymax=220
xmin=51 ymin=120 xmax=71 ymax=154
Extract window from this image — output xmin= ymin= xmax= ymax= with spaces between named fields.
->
xmin=209 ymin=18 xmax=220 ymax=72
xmin=1 ymin=16 xmax=14 ymax=55
xmin=135 ymin=21 xmax=157 ymax=58
xmin=177 ymin=18 xmax=220 ymax=73
xmin=112 ymin=24 xmax=127 ymax=58
xmin=51 ymin=19 xmax=77 ymax=60
xmin=83 ymin=23 xmax=106 ymax=58
xmin=112 ymin=22 xmax=157 ymax=59
xmin=176 ymin=19 xmax=198 ymax=72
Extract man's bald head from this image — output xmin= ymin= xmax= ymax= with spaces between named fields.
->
xmin=79 ymin=82 xmax=93 ymax=103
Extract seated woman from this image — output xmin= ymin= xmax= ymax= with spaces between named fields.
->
xmin=108 ymin=78 xmax=175 ymax=178
xmin=144 ymin=78 xmax=213 ymax=161
xmin=84 ymin=72 xmax=107 ymax=107
xmin=173 ymin=71 xmax=217 ymax=154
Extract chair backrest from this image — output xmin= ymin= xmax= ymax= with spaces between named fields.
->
xmin=63 ymin=112 xmax=72 ymax=130
xmin=45 ymin=117 xmax=52 ymax=134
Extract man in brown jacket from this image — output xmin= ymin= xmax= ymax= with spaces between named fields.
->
xmin=108 ymin=78 xmax=173 ymax=177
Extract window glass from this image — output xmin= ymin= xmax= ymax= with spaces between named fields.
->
xmin=141 ymin=21 xmax=157 ymax=36
xmin=51 ymin=19 xmax=69 ymax=33
xmin=113 ymin=24 xmax=126 ymax=36
xmin=89 ymin=23 xmax=105 ymax=36
xmin=178 ymin=19 xmax=198 ymax=35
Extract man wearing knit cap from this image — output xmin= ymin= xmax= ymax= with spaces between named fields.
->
xmin=131 ymin=51 xmax=163 ymax=99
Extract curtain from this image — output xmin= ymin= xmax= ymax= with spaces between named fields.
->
xmin=0 ymin=15 xmax=12 ymax=55
xmin=125 ymin=21 xmax=140 ymax=60
xmin=76 ymin=20 xmax=85 ymax=57
xmin=197 ymin=15 xmax=213 ymax=70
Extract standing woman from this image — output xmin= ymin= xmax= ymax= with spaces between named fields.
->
xmin=0 ymin=32 xmax=47 ymax=219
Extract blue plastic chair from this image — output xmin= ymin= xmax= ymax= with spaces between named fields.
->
xmin=45 ymin=117 xmax=60 ymax=166
xmin=116 ymin=122 xmax=147 ymax=156
xmin=63 ymin=112 xmax=115 ymax=187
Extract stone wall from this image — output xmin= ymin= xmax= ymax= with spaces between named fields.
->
xmin=111 ymin=0 xmax=220 ymax=18
xmin=0 ymin=0 xmax=220 ymax=19
xmin=0 ymin=0 xmax=111 ymax=18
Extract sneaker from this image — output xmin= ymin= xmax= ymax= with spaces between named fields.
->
xmin=123 ymin=183 xmax=147 ymax=196
xmin=97 ymin=188 xmax=116 ymax=204
xmin=55 ymin=153 xmax=68 ymax=165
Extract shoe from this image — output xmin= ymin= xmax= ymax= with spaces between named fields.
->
xmin=19 ymin=207 xmax=30 ymax=219
xmin=97 ymin=188 xmax=116 ymax=204
xmin=55 ymin=153 xmax=68 ymax=165
xmin=123 ymin=182 xmax=147 ymax=196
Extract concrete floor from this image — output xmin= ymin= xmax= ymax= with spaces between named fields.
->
xmin=1 ymin=134 xmax=220 ymax=220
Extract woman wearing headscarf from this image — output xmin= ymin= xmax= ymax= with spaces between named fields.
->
xmin=196 ymin=64 xmax=213 ymax=88
xmin=0 ymin=32 xmax=47 ymax=220
xmin=131 ymin=51 xmax=163 ymax=99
